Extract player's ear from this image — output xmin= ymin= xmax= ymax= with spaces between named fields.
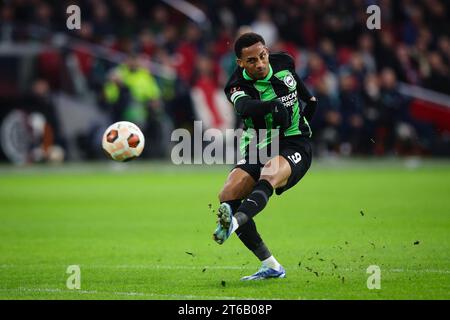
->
xmin=236 ymin=58 xmax=244 ymax=68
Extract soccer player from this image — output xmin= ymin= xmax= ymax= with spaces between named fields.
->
xmin=213 ymin=32 xmax=317 ymax=280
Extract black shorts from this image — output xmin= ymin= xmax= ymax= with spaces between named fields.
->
xmin=234 ymin=135 xmax=313 ymax=195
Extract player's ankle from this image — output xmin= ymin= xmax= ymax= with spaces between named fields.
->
xmin=230 ymin=216 xmax=239 ymax=234
xmin=262 ymin=255 xmax=282 ymax=271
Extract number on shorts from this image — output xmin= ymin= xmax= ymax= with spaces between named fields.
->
xmin=287 ymin=152 xmax=302 ymax=164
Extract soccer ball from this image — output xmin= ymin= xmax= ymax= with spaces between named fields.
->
xmin=102 ymin=121 xmax=145 ymax=162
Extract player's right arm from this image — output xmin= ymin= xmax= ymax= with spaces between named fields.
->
xmin=226 ymin=85 xmax=289 ymax=129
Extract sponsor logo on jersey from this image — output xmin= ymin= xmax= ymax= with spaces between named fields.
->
xmin=280 ymin=90 xmax=298 ymax=108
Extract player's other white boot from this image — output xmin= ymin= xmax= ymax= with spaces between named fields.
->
xmin=241 ymin=265 xmax=286 ymax=281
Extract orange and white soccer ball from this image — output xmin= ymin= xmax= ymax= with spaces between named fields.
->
xmin=102 ymin=121 xmax=145 ymax=162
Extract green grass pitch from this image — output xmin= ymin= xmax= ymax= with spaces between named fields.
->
xmin=0 ymin=160 xmax=449 ymax=300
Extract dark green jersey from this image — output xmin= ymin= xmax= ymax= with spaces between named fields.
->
xmin=225 ymin=52 xmax=313 ymax=154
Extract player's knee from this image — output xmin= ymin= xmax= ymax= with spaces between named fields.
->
xmin=260 ymin=174 xmax=290 ymax=189
xmin=260 ymin=174 xmax=277 ymax=187
xmin=260 ymin=157 xmax=291 ymax=188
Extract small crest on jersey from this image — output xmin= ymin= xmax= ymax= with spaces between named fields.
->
xmin=283 ymin=73 xmax=296 ymax=89
xmin=230 ymin=86 xmax=240 ymax=94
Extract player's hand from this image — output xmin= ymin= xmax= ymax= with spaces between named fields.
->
xmin=271 ymin=99 xmax=289 ymax=130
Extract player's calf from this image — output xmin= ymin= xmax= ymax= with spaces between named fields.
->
xmin=232 ymin=156 xmax=292 ymax=226
xmin=233 ymin=179 xmax=274 ymax=226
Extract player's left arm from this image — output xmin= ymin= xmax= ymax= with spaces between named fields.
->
xmin=284 ymin=53 xmax=318 ymax=122
xmin=296 ymin=77 xmax=317 ymax=123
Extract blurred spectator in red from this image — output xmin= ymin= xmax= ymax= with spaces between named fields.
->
xmin=301 ymin=14 xmax=319 ymax=49
xmin=37 ymin=45 xmax=64 ymax=90
xmin=175 ymin=23 xmax=202 ymax=83
xmin=190 ymin=55 xmax=234 ymax=131
xmin=73 ymin=22 xmax=95 ymax=77
xmin=305 ymin=53 xmax=339 ymax=100
xmin=139 ymin=30 xmax=157 ymax=57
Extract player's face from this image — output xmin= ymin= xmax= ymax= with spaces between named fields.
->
xmin=237 ymin=42 xmax=269 ymax=80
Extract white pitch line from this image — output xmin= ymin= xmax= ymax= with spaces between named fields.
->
xmin=1 ymin=264 xmax=450 ymax=274
xmin=0 ymin=287 xmax=264 ymax=300
xmin=105 ymin=265 xmax=450 ymax=274
xmin=0 ymin=264 xmax=255 ymax=270
xmin=106 ymin=264 xmax=255 ymax=270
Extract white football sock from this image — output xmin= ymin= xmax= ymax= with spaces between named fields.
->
xmin=230 ymin=216 xmax=239 ymax=234
xmin=262 ymin=255 xmax=281 ymax=271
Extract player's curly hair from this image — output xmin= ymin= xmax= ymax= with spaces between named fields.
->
xmin=234 ymin=32 xmax=265 ymax=58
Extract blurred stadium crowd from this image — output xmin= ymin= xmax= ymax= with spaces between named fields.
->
xmin=0 ymin=0 xmax=450 ymax=164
